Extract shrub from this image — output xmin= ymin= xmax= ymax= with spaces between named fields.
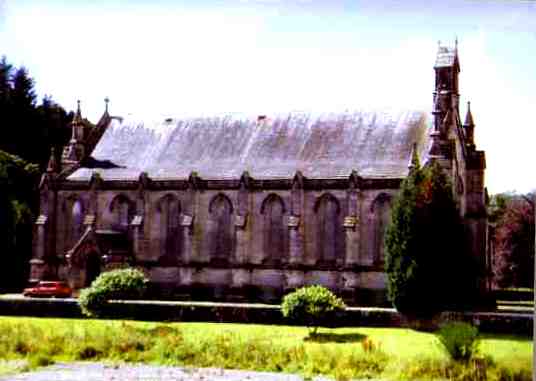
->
xmin=385 ymin=160 xmax=477 ymax=317
xmin=281 ymin=285 xmax=346 ymax=335
xmin=361 ymin=337 xmax=382 ymax=353
xmin=436 ymin=322 xmax=479 ymax=362
xmin=27 ymin=353 xmax=54 ymax=369
xmin=78 ymin=268 xmax=148 ymax=317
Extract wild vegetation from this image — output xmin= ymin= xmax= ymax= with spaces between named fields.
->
xmin=489 ymin=191 xmax=535 ymax=289
xmin=0 ymin=317 xmax=531 ymax=380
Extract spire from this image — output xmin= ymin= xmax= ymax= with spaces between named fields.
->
xmin=73 ymin=100 xmax=82 ymax=125
xmin=463 ymin=101 xmax=475 ymax=146
xmin=464 ymin=101 xmax=474 ymax=127
xmin=104 ymin=97 xmax=110 ymax=115
xmin=46 ymin=147 xmax=58 ymax=173
xmin=408 ymin=142 xmax=420 ymax=173
xmin=64 ymin=99 xmax=86 ymax=163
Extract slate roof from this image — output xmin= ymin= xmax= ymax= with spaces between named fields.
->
xmin=68 ymin=110 xmax=433 ymax=181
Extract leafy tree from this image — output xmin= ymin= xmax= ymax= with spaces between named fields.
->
xmin=0 ymin=56 xmax=72 ymax=290
xmin=491 ymin=192 xmax=535 ymax=288
xmin=0 ymin=150 xmax=39 ymax=291
xmin=385 ymin=160 xmax=476 ymax=317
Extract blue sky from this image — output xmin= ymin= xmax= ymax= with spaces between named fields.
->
xmin=1 ymin=0 xmax=535 ymax=193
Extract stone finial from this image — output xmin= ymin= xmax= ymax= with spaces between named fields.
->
xmin=46 ymin=147 xmax=58 ymax=173
xmin=104 ymin=97 xmax=110 ymax=114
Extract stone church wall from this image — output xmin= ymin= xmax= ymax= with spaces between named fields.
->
xmin=51 ymin=181 xmax=400 ymax=304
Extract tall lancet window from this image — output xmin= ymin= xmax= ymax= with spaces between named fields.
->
xmin=261 ymin=194 xmax=287 ymax=264
xmin=72 ymin=200 xmax=84 ymax=243
xmin=63 ymin=195 xmax=84 ymax=251
xmin=208 ymin=194 xmax=233 ymax=263
xmin=315 ymin=194 xmax=342 ymax=264
xmin=370 ymin=193 xmax=392 ymax=264
xmin=110 ymin=194 xmax=135 ymax=232
xmin=157 ymin=194 xmax=181 ymax=260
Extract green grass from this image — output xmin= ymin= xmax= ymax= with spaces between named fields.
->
xmin=0 ymin=317 xmax=531 ymax=380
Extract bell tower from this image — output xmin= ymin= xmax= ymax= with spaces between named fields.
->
xmin=432 ymin=40 xmax=460 ymax=136
xmin=429 ymin=41 xmax=460 ymax=165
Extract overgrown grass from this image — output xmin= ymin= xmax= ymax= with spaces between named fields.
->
xmin=0 ymin=317 xmax=531 ymax=380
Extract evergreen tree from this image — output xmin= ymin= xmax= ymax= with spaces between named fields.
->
xmin=0 ymin=150 xmax=39 ymax=291
xmin=0 ymin=56 xmax=72 ymax=290
xmin=0 ymin=56 xmax=12 ymax=106
xmin=11 ymin=66 xmax=36 ymax=109
xmin=385 ymin=160 xmax=476 ymax=317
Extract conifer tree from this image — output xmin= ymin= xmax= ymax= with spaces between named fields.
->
xmin=0 ymin=56 xmax=12 ymax=106
xmin=0 ymin=56 xmax=71 ymax=290
xmin=385 ymin=160 xmax=475 ymax=316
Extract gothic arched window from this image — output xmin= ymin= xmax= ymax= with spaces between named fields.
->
xmin=370 ymin=193 xmax=392 ymax=264
xmin=72 ymin=199 xmax=84 ymax=242
xmin=314 ymin=193 xmax=342 ymax=264
xmin=157 ymin=194 xmax=181 ymax=259
xmin=63 ymin=195 xmax=85 ymax=250
xmin=208 ymin=194 xmax=234 ymax=263
xmin=260 ymin=194 xmax=287 ymax=264
xmin=110 ymin=194 xmax=135 ymax=232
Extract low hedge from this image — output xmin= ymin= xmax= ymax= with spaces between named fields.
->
xmin=0 ymin=297 xmax=531 ymax=336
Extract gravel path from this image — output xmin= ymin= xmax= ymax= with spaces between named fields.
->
xmin=1 ymin=362 xmax=333 ymax=381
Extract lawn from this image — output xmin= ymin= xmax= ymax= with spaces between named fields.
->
xmin=0 ymin=317 xmax=532 ymax=380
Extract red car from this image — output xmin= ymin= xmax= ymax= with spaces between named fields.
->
xmin=23 ymin=281 xmax=73 ymax=298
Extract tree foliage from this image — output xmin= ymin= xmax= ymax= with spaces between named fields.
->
xmin=490 ymin=192 xmax=535 ymax=288
xmin=0 ymin=150 xmax=39 ymax=291
xmin=0 ymin=55 xmax=72 ymax=169
xmin=385 ymin=161 xmax=476 ymax=317
xmin=0 ymin=56 xmax=73 ymax=290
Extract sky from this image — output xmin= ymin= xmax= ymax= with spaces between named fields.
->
xmin=0 ymin=0 xmax=535 ymax=194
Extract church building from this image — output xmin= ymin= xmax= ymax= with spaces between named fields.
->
xmin=30 ymin=43 xmax=488 ymax=304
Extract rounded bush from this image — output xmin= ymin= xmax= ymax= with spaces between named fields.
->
xmin=281 ymin=285 xmax=346 ymax=335
xmin=79 ymin=268 xmax=148 ymax=318
xmin=436 ymin=322 xmax=479 ymax=362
